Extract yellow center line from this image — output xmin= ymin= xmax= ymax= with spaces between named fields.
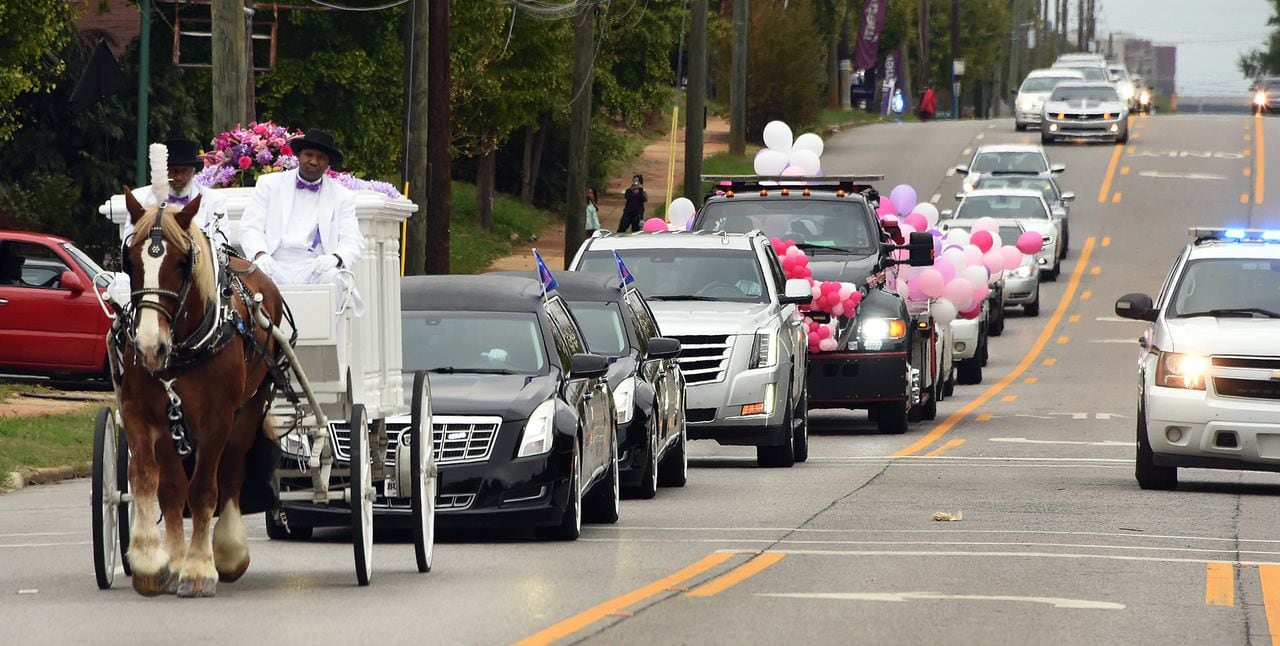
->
xmin=1090 ymin=266 xmax=1101 ymax=275
xmin=1043 ymin=357 xmax=1057 ymax=366
xmin=924 ymin=439 xmax=966 ymax=457
xmin=686 ymin=553 xmax=786 ymax=598
xmin=1002 ymin=394 xmax=1018 ymax=402
xmin=1101 ymin=236 xmax=1112 ymax=247
xmin=1258 ymin=564 xmax=1280 ymax=640
xmin=1245 ymin=167 xmax=1252 ymax=177
xmin=1068 ymin=314 xmax=1081 ymax=323
xmin=1241 ymin=193 xmax=1251 ymax=204
xmin=893 ymin=237 xmax=1096 ymax=457
xmin=1205 ymin=562 xmax=1234 ymax=606
xmin=1024 ymin=377 xmax=1039 ymax=384
xmin=1081 ymin=290 xmax=1093 ymax=300
xmin=976 ymin=413 xmax=993 ymax=421
xmin=1097 ymin=145 xmax=1125 ymax=203
xmin=1120 ymin=165 xmax=1131 ymax=176
xmin=514 ymin=552 xmax=736 ymax=646
xmin=1056 ymin=336 xmax=1070 ymax=344
xmin=1112 ymin=192 xmax=1123 ymax=203
xmin=1256 ymin=116 xmax=1266 ymax=204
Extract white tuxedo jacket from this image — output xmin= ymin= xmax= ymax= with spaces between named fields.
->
xmin=122 ymin=184 xmax=228 ymax=245
xmin=239 ymin=169 xmax=365 ymax=270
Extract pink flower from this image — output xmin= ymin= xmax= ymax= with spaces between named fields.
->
xmin=238 ymin=155 xmax=252 ymax=170
xmin=253 ymin=124 xmax=267 ymax=135
xmin=280 ymin=145 xmax=293 ymax=156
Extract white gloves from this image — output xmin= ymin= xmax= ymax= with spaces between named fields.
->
xmin=253 ymin=254 xmax=278 ymax=277
xmin=311 ymin=254 xmax=340 ymax=275
xmin=106 ymin=273 xmax=132 ymax=306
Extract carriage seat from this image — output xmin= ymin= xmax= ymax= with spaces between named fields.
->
xmin=277 ymin=284 xmax=350 ymax=388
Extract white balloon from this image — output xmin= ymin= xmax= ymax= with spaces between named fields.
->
xmin=788 ymin=149 xmax=822 ymax=175
xmin=753 ymin=149 xmax=789 ymax=176
xmin=668 ymin=197 xmax=696 ymax=228
xmin=972 ymin=217 xmax=999 ymax=233
xmin=962 ymin=265 xmax=989 ymax=288
xmin=780 ymin=165 xmax=807 ymax=176
xmin=913 ymin=202 xmax=940 ymax=229
xmin=945 ymin=228 xmax=971 ymax=246
xmin=792 ymin=132 xmax=825 ymax=158
xmin=763 ymin=120 xmax=794 ymax=153
xmin=931 ymin=299 xmax=958 ymax=325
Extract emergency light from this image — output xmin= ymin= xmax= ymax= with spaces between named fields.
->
xmin=1188 ymin=227 xmax=1280 ymax=242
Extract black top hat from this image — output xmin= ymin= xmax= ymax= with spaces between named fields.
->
xmin=164 ymin=138 xmax=204 ymax=170
xmin=289 ymin=128 xmax=343 ymax=166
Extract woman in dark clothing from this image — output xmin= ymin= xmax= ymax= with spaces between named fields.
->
xmin=618 ymin=174 xmax=647 ymax=233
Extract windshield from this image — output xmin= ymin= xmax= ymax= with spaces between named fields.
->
xmin=1057 ymin=66 xmax=1109 ymax=82
xmin=955 ymin=196 xmax=1049 ymax=220
xmin=1020 ymin=76 xmax=1081 ymax=93
xmin=1168 ymin=258 xmax=1280 ymax=318
xmin=568 ymin=301 xmax=628 ymax=356
xmin=1049 ymin=86 xmax=1120 ymax=102
xmin=401 ymin=310 xmax=547 ymax=374
xmin=971 ymin=151 xmax=1048 ymax=173
xmin=942 ymin=224 xmax=1025 ymax=246
xmin=61 ymin=243 xmax=106 ymax=279
xmin=696 ymin=200 xmax=878 ymax=254
xmin=580 ymin=248 xmax=768 ymax=303
xmin=973 ymin=176 xmax=1058 ymax=203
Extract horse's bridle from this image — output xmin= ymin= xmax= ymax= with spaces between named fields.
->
xmin=127 ymin=222 xmax=200 ymax=327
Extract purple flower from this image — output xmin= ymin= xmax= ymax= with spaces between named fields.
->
xmin=195 ymin=165 xmax=238 ymax=188
xmin=278 ymin=155 xmax=298 ymax=170
xmin=255 ymin=149 xmax=274 ymax=165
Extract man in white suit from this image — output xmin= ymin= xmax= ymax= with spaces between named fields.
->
xmin=122 ymin=138 xmax=227 ymax=245
xmin=240 ymin=128 xmax=365 ymax=287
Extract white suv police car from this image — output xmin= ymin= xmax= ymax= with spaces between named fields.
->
xmin=1116 ymin=227 xmax=1280 ymax=490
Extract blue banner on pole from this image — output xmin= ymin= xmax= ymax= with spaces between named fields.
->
xmin=533 ymin=249 xmax=558 ymax=295
xmin=613 ymin=251 xmax=635 ymax=288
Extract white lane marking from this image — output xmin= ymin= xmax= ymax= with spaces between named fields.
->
xmin=0 ymin=532 xmax=79 ymax=539
xmin=804 ymin=456 xmax=1132 ymax=463
xmin=759 ymin=591 xmax=1125 ymax=610
xmin=962 ymin=147 xmax=973 ymax=156
xmin=976 ymin=134 xmax=986 ymax=140
xmin=1137 ymin=170 xmax=1227 ymax=180
xmin=1072 ymin=412 xmax=1088 ymax=419
xmin=1091 ymin=339 xmax=1140 ymax=344
xmin=586 ymin=539 xmax=1280 ymax=557
xmin=718 ymin=548 xmax=1280 ymax=568
xmin=990 ymin=438 xmax=1134 ymax=447
xmin=946 ymin=168 xmax=957 ymax=177
xmin=0 ymin=541 xmax=91 ymax=549
xmin=600 ymin=527 xmax=1280 ymax=545
xmin=930 ymin=193 xmax=942 ymax=203
xmin=1096 ymin=316 xmax=1142 ymax=323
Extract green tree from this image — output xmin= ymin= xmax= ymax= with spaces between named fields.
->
xmin=0 ymin=0 xmax=78 ymax=140
xmin=1239 ymin=3 xmax=1280 ymax=79
xmin=742 ymin=0 xmax=827 ymax=137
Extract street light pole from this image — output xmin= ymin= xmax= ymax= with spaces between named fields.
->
xmin=950 ymin=0 xmax=960 ymax=119
xmin=134 ymin=0 xmax=150 ymax=186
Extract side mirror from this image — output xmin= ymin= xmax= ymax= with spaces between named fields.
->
xmin=954 ymin=192 xmax=965 ymax=200
xmin=940 ymin=209 xmax=954 ymax=218
xmin=780 ymin=278 xmax=813 ymax=305
xmin=569 ymin=353 xmax=610 ymax=379
xmin=1051 ymin=207 xmax=1067 ymax=219
xmin=1061 ymin=191 xmax=1075 ymax=202
xmin=60 ymin=270 xmax=85 ymax=294
xmin=1050 ymin=163 xmax=1067 ymax=174
xmin=906 ymin=231 xmax=936 ymax=267
xmin=1010 ymin=88 xmax=1019 ymax=97
xmin=1115 ymin=293 xmax=1158 ymax=322
xmin=954 ymin=165 xmax=970 ymax=175
xmin=646 ymin=337 xmax=681 ymax=360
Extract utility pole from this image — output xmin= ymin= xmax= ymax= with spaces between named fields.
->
xmin=134 ymin=0 xmax=151 ymax=186
xmin=1008 ymin=0 xmax=1020 ymax=100
xmin=1076 ymin=0 xmax=1084 ymax=50
xmin=244 ymin=2 xmax=256 ymax=122
xmin=564 ymin=1 xmax=597 ymax=268
xmin=684 ymin=0 xmax=707 ymax=206
xmin=404 ymin=0 xmax=428 ymax=275
xmin=426 ymin=0 xmax=451 ymax=274
xmin=918 ymin=0 xmax=931 ymax=88
xmin=950 ymin=0 xmax=960 ymax=119
xmin=212 ymin=0 xmax=247 ymax=133
xmin=1086 ymin=0 xmax=1096 ymax=49
xmin=729 ymin=0 xmax=747 ymax=156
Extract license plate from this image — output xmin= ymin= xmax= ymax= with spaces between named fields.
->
xmin=383 ymin=475 xmax=398 ymax=498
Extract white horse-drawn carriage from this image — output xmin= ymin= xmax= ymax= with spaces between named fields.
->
xmin=93 ymin=186 xmax=434 ymax=592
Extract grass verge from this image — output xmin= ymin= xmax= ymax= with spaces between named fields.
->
xmin=0 ymin=406 xmax=97 ymax=477
xmin=449 ymin=180 xmax=558 ymax=275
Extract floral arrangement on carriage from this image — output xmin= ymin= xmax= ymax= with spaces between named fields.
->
xmin=195 ymin=121 xmax=403 ymax=199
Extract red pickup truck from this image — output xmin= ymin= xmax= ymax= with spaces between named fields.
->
xmin=0 ymin=230 xmax=113 ymax=378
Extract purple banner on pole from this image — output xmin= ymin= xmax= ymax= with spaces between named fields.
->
xmin=855 ymin=0 xmax=889 ymax=71
xmin=880 ymin=51 xmax=901 ymax=115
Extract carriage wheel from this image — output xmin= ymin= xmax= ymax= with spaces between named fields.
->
xmin=92 ymin=407 xmax=120 ymax=590
xmin=410 ymin=371 xmax=437 ymax=573
xmin=349 ymin=405 xmax=374 ymax=586
xmin=116 ymin=417 xmax=132 ymax=577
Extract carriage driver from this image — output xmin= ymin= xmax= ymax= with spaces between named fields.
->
xmin=121 ymin=137 xmax=228 ymax=246
xmin=239 ymin=128 xmax=366 ymax=299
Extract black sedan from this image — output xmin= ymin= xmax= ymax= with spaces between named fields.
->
xmin=271 ymin=275 xmax=620 ymax=541
xmin=555 ymin=271 xmax=687 ymax=499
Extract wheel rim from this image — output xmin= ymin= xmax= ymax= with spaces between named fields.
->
xmin=572 ymin=444 xmax=582 ymax=534
xmin=412 ymin=373 xmax=435 ymax=572
xmin=117 ymin=421 xmax=132 ymax=577
xmin=359 ymin=421 xmax=373 ymax=573
xmin=680 ymin=424 xmax=688 ymax=479
xmin=611 ymin=436 xmax=620 ymax=512
xmin=350 ymin=406 xmax=372 ymax=585
xmin=92 ymin=407 xmax=118 ymax=589
xmin=649 ymin=425 xmax=659 ymax=493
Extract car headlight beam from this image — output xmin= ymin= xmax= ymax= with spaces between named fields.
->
xmin=750 ymin=329 xmax=778 ymax=369
xmin=1155 ymin=351 xmax=1208 ymax=390
xmin=860 ymin=318 xmax=906 ymax=342
xmin=518 ymin=399 xmax=557 ymax=457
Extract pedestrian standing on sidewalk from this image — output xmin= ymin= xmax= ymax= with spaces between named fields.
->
xmin=919 ymin=83 xmax=938 ymax=121
xmin=585 ymin=187 xmax=600 ymax=237
xmin=618 ymin=174 xmax=647 ymax=233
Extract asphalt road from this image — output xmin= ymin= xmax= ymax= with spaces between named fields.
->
xmin=5 ymin=113 xmax=1280 ymax=645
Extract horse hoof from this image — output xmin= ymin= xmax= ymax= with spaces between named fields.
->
xmin=132 ymin=568 xmax=172 ymax=597
xmin=218 ymin=557 xmax=250 ymax=583
xmin=176 ymin=576 xmax=218 ymax=598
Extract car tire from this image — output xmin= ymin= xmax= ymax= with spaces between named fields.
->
xmin=957 ymin=356 xmax=983 ymax=385
xmin=757 ymin=401 xmax=796 ymax=468
xmin=265 ymin=508 xmax=313 ymax=541
xmin=1041 ymin=133 xmax=1053 ymax=145
xmin=1051 ymin=260 xmax=1061 ymax=281
xmin=1015 ymin=122 xmax=1027 ymax=132
xmin=1062 ymin=224 xmax=1071 ymax=255
xmin=922 ymin=390 xmax=938 ymax=421
xmin=979 ymin=336 xmax=989 ymax=367
xmin=792 ymin=381 xmax=809 ymax=463
xmin=1118 ymin=129 xmax=1130 ymax=144
xmin=626 ymin=417 xmax=660 ymax=500
xmin=537 ymin=440 xmax=583 ymax=541
xmin=1136 ymin=408 xmax=1178 ymax=490
xmin=657 ymin=419 xmax=687 ymax=487
xmin=989 ymin=305 xmax=1005 ymax=336
xmin=943 ymin=368 xmax=956 ymax=397
xmin=1025 ymin=290 xmax=1041 ymax=317
xmin=584 ymin=431 xmax=620 ymax=523
xmin=876 ymin=401 xmax=909 ymax=435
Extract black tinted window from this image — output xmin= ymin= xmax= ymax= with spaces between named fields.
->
xmin=401 ymin=310 xmax=547 ymax=374
xmin=569 ymin=301 xmax=628 ymax=356
xmin=696 ymin=200 xmax=878 ymax=253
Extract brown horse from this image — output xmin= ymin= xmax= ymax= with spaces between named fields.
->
xmin=118 ymin=189 xmax=284 ymax=597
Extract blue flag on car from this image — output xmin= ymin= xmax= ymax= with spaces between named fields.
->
xmin=533 ymin=249 xmax=558 ymax=296
xmin=613 ymin=251 xmax=635 ymax=288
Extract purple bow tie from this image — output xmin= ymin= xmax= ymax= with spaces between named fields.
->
xmin=167 ymin=194 xmax=191 ymax=206
xmin=296 ymin=179 xmax=321 ymax=193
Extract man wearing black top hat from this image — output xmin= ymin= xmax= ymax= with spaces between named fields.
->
xmin=121 ymin=137 xmax=227 ymax=244
xmin=240 ymin=128 xmax=366 ymax=298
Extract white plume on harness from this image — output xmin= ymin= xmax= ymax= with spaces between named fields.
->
xmin=149 ymin=143 xmax=169 ymax=204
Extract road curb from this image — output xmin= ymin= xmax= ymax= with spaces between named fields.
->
xmin=1 ymin=462 xmax=92 ymax=493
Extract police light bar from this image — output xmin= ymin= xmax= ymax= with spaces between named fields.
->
xmin=1189 ymin=227 xmax=1280 ymax=242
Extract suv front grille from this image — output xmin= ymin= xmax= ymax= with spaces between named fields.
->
xmin=1215 ymin=378 xmax=1280 ymax=401
xmin=330 ymin=415 xmax=501 ymax=466
xmin=673 ymin=334 xmax=732 ymax=384
xmin=1212 ymin=356 xmax=1280 ymax=370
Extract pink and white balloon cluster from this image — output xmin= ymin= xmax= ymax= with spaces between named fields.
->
xmin=769 ymin=238 xmax=863 ymax=353
xmin=643 ymin=196 xmax=698 ymax=233
xmin=875 ymin=184 xmax=1044 ymax=326
xmin=753 ymin=121 xmax=825 ymax=177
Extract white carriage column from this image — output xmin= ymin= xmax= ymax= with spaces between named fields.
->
xmin=99 ymin=187 xmax=420 ymax=421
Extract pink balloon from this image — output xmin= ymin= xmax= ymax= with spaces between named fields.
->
xmin=917 ymin=267 xmax=945 ymax=299
xmin=907 ymin=280 xmax=927 ymax=301
xmin=818 ymin=337 xmax=838 ymax=352
xmin=943 ymin=278 xmax=974 ymax=310
xmin=963 ymin=245 xmax=984 ymax=268
xmin=971 ymin=229 xmax=994 ymax=253
xmin=972 ymin=282 xmax=990 ymax=302
xmin=832 ymin=303 xmax=846 ymax=317
xmin=983 ymin=249 xmax=1003 ymax=273
xmin=1016 ymin=231 xmax=1045 ymax=255
xmin=960 ymin=303 xmax=982 ymax=320
xmin=1000 ymin=246 xmax=1022 ymax=271
xmin=935 ymin=260 xmax=957 ymax=284
xmin=816 ymin=325 xmax=832 ymax=340
xmin=642 ymin=218 xmax=668 ymax=232
xmin=903 ymin=213 xmax=928 ymax=231
xmin=877 ymin=200 xmax=898 ymax=217
xmin=972 ymin=217 xmax=999 ymax=233
xmin=847 ymin=292 xmax=863 ymax=309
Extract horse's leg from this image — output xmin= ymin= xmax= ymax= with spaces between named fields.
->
xmin=176 ymin=410 xmax=232 ymax=598
xmin=213 ymin=386 xmax=271 ymax=583
xmin=155 ymin=442 xmax=189 ymax=594
xmin=124 ymin=416 xmax=172 ymax=596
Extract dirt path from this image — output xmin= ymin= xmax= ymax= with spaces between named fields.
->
xmin=0 ymin=393 xmax=110 ymax=418
xmin=486 ymin=115 xmax=732 ymax=272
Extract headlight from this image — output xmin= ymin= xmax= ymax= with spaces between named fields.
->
xmin=613 ymin=378 xmax=635 ymax=425
xmin=1139 ymin=90 xmax=1151 ymax=104
xmin=860 ymin=318 xmax=906 ymax=342
xmin=1155 ymin=351 xmax=1208 ymax=390
xmin=1256 ymin=92 xmax=1268 ymax=107
xmin=517 ymin=399 xmax=557 ymax=457
xmin=1011 ymin=264 xmax=1034 ymax=279
xmin=1017 ymin=98 xmax=1038 ymax=111
xmin=749 ymin=329 xmax=778 ymax=369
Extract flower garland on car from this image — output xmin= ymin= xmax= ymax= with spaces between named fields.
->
xmin=194 ymin=121 xmax=403 ymax=200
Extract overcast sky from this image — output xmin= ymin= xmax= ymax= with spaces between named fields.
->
xmin=1097 ymin=0 xmax=1273 ymax=96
